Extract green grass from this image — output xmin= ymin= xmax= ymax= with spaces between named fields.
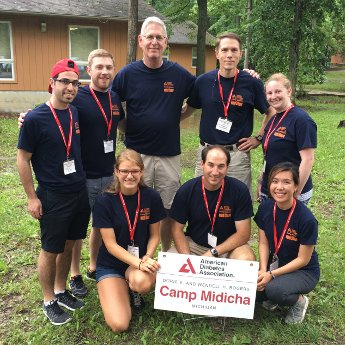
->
xmin=306 ymin=69 xmax=345 ymax=93
xmin=1 ymin=96 xmax=345 ymax=344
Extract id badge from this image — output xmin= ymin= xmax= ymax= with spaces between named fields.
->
xmin=128 ymin=245 xmax=140 ymax=258
xmin=63 ymin=159 xmax=76 ymax=175
xmin=269 ymin=254 xmax=279 ymax=271
xmin=216 ymin=117 xmax=232 ymax=133
xmin=208 ymin=233 xmax=218 ymax=247
xmin=262 ymin=160 xmax=266 ymax=173
xmin=103 ymin=140 xmax=114 ymax=153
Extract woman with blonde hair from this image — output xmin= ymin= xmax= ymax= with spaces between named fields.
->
xmin=258 ymin=73 xmax=317 ymax=204
xmin=92 ymin=149 xmax=165 ymax=332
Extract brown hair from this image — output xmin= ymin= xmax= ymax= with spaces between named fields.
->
xmin=106 ymin=149 xmax=145 ymax=193
xmin=267 ymin=162 xmax=299 ymax=198
xmin=265 ymin=73 xmax=291 ymax=90
xmin=87 ymin=49 xmax=115 ymax=68
xmin=215 ymin=32 xmax=242 ymax=51
xmin=201 ymin=145 xmax=231 ymax=166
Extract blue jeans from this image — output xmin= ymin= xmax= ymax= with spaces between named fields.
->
xmin=256 ymin=270 xmax=319 ymax=306
xmin=86 ymin=176 xmax=114 ymax=209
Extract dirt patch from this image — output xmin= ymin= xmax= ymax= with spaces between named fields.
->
xmin=0 ymin=113 xmax=17 ymax=119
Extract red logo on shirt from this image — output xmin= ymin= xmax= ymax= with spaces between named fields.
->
xmin=274 ymin=127 xmax=286 ymax=138
xmin=179 ymin=258 xmax=196 ymax=274
xmin=140 ymin=208 xmax=150 ymax=220
xmin=112 ymin=104 xmax=120 ymax=116
xmin=74 ymin=122 xmax=80 ymax=134
xmin=218 ymin=205 xmax=231 ymax=218
xmin=164 ymin=81 xmax=174 ymax=93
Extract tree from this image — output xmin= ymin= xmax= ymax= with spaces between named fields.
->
xmin=196 ymin=0 xmax=208 ymax=75
xmin=127 ymin=0 xmax=138 ymax=64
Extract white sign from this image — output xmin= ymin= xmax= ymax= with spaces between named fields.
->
xmin=154 ymin=252 xmax=259 ymax=319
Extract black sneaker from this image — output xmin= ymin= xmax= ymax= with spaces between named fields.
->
xmin=56 ymin=290 xmax=84 ymax=311
xmin=86 ymin=268 xmax=96 ymax=281
xmin=129 ymin=289 xmax=145 ymax=310
xmin=69 ymin=275 xmax=88 ymax=298
xmin=43 ymin=299 xmax=71 ymax=325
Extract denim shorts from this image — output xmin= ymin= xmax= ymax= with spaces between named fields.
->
xmin=96 ymin=265 xmax=126 ymax=283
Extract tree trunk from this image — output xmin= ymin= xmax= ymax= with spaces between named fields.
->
xmin=196 ymin=0 xmax=208 ymax=76
xmin=127 ymin=0 xmax=138 ymax=64
xmin=244 ymin=0 xmax=252 ymax=69
xmin=289 ymin=0 xmax=303 ymax=101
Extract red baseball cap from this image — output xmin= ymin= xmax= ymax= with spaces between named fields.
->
xmin=48 ymin=58 xmax=79 ymax=93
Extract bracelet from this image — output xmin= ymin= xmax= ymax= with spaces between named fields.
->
xmin=269 ymin=270 xmax=275 ymax=279
xmin=138 ymin=260 xmax=143 ymax=271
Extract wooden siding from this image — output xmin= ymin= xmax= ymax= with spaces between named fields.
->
xmin=0 ymin=14 xmax=129 ymax=91
xmin=168 ymin=44 xmax=216 ymax=75
xmin=0 ymin=13 xmax=217 ymax=91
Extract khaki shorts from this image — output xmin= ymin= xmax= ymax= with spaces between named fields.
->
xmin=194 ymin=143 xmax=253 ymax=198
xmin=141 ymin=154 xmax=181 ymax=209
xmin=169 ymin=236 xmax=253 ymax=260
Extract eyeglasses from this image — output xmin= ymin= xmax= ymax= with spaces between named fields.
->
xmin=117 ymin=169 xmax=142 ymax=176
xmin=53 ymin=78 xmax=81 ymax=87
xmin=143 ymin=35 xmax=166 ymax=42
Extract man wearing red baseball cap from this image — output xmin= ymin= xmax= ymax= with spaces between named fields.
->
xmin=17 ymin=58 xmax=89 ymax=325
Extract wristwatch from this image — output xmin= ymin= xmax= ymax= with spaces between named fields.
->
xmin=255 ymin=134 xmax=263 ymax=142
xmin=210 ymin=247 xmax=219 ymax=257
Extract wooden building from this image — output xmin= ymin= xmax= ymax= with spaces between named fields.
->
xmin=0 ymin=0 xmax=216 ymax=102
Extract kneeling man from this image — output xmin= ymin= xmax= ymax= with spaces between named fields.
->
xmin=169 ymin=145 xmax=255 ymax=260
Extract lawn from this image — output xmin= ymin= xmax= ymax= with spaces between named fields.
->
xmin=305 ymin=68 xmax=345 ymax=93
xmin=0 ymin=95 xmax=344 ymax=344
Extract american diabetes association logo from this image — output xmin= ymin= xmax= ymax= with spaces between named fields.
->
xmin=177 ymin=257 xmax=234 ymax=278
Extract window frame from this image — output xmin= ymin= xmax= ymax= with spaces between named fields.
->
xmin=191 ymin=46 xmax=197 ymax=68
xmin=68 ymin=25 xmax=100 ymax=82
xmin=0 ymin=21 xmax=15 ymax=81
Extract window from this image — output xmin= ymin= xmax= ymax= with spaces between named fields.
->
xmin=163 ymin=48 xmax=169 ymax=61
xmin=69 ymin=25 xmax=99 ymax=81
xmin=192 ymin=47 xmax=197 ymax=68
xmin=0 ymin=21 xmax=14 ymax=80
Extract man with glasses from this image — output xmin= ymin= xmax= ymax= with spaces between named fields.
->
xmin=18 ymin=50 xmax=125 ymax=297
xmin=112 ymin=16 xmax=195 ymax=253
xmin=17 ymin=59 xmax=89 ymax=325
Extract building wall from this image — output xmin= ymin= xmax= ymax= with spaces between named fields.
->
xmin=0 ymin=13 xmax=129 ymax=91
xmin=168 ymin=44 xmax=216 ymax=75
xmin=331 ymin=54 xmax=345 ymax=65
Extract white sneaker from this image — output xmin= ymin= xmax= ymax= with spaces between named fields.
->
xmin=285 ymin=295 xmax=309 ymax=324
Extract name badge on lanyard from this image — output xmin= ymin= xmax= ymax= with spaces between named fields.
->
xmin=63 ymin=159 xmax=76 ymax=175
xmin=269 ymin=254 xmax=279 ymax=271
xmin=119 ymin=188 xmax=141 ymax=258
xmin=89 ymin=86 xmax=114 ymax=153
xmin=216 ymin=69 xmax=238 ymax=134
xmin=216 ymin=117 xmax=232 ymax=133
xmin=103 ymin=140 xmax=114 ymax=153
xmin=49 ymin=102 xmax=76 ymax=175
xmin=208 ymin=233 xmax=218 ymax=247
xmin=202 ymin=176 xmax=224 ymax=247
xmin=128 ymin=245 xmax=140 ymax=258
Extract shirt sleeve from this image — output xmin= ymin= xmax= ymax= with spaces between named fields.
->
xmin=232 ymin=182 xmax=254 ymax=221
xmin=299 ymin=217 xmax=318 ymax=245
xmin=295 ymin=114 xmax=317 ymax=150
xmin=169 ymin=185 xmax=189 ymax=225
xmin=92 ymin=194 xmax=114 ymax=229
xmin=149 ymin=190 xmax=166 ymax=224
xmin=17 ymin=112 xmax=40 ymax=153
xmin=253 ymin=78 xmax=270 ymax=114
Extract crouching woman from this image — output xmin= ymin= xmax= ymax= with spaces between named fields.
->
xmin=93 ymin=149 xmax=166 ymax=332
xmin=254 ymin=162 xmax=320 ymax=324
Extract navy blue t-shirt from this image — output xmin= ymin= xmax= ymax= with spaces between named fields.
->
xmin=18 ymin=103 xmax=85 ymax=192
xmin=72 ymin=86 xmax=124 ymax=179
xmin=93 ymin=186 xmax=166 ymax=271
xmin=170 ymin=176 xmax=253 ymax=247
xmin=254 ymin=198 xmax=319 ymax=278
xmin=112 ymin=60 xmax=195 ymax=156
xmin=187 ymin=69 xmax=269 ymax=145
xmin=261 ymin=106 xmax=317 ymax=195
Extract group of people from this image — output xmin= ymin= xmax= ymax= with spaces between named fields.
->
xmin=17 ymin=15 xmax=319 ymax=331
